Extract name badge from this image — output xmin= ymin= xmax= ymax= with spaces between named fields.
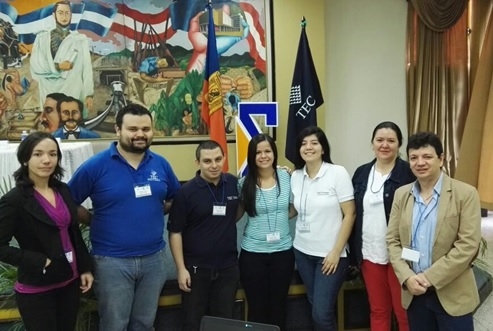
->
xmin=297 ymin=222 xmax=311 ymax=232
xmin=213 ymin=203 xmax=227 ymax=216
xmin=368 ymin=193 xmax=384 ymax=205
xmin=134 ymin=184 xmax=152 ymax=198
xmin=401 ymin=247 xmax=420 ymax=263
xmin=65 ymin=251 xmax=73 ymax=263
xmin=266 ymin=232 xmax=281 ymax=243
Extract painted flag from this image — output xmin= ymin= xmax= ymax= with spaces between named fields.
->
xmin=285 ymin=18 xmax=324 ymax=164
xmin=201 ymin=3 xmax=229 ymax=172
xmin=0 ymin=2 xmax=117 ymax=45
xmin=110 ymin=3 xmax=175 ymax=48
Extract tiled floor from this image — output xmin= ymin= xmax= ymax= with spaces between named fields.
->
xmin=473 ymin=211 xmax=493 ymax=331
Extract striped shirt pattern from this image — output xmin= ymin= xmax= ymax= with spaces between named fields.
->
xmin=238 ymin=169 xmax=292 ymax=253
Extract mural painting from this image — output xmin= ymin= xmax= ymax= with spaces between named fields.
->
xmin=0 ymin=0 xmax=270 ymax=140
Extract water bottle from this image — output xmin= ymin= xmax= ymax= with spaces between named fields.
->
xmin=20 ymin=130 xmax=28 ymax=141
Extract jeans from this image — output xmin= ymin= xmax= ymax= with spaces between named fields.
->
xmin=294 ymin=249 xmax=348 ymax=331
xmin=239 ymin=248 xmax=295 ymax=331
xmin=361 ymin=260 xmax=409 ymax=331
xmin=181 ymin=264 xmax=240 ymax=331
xmin=16 ymin=279 xmax=80 ymax=331
xmin=407 ymin=290 xmax=473 ymax=331
xmin=93 ymin=249 xmax=167 ymax=331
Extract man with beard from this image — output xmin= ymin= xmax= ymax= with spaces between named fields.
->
xmin=31 ymin=1 xmax=93 ymax=118
xmin=68 ymin=104 xmax=181 ymax=331
xmin=53 ymin=95 xmax=99 ymax=139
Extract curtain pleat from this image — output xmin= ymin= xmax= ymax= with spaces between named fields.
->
xmin=455 ymin=7 xmax=493 ymax=209
xmin=406 ymin=2 xmax=468 ymax=176
xmin=410 ymin=0 xmax=468 ymax=31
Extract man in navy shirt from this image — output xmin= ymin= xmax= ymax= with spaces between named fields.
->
xmin=69 ymin=104 xmax=180 ymax=331
xmin=168 ymin=140 xmax=240 ymax=331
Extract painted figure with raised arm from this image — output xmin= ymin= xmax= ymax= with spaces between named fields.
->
xmin=30 ymin=1 xmax=93 ymax=116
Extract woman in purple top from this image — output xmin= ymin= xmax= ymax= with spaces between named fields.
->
xmin=0 ymin=132 xmax=93 ymax=331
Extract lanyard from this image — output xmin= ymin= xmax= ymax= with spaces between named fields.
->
xmin=299 ymin=176 xmax=309 ymax=223
xmin=411 ymin=194 xmax=437 ymax=247
xmin=259 ymin=187 xmax=279 ymax=232
xmin=206 ymin=179 xmax=225 ymax=204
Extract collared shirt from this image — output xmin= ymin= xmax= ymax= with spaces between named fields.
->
xmin=290 ymin=162 xmax=354 ymax=257
xmin=411 ymin=172 xmax=444 ymax=273
xmin=68 ymin=142 xmax=180 ymax=257
xmin=168 ymin=171 xmax=239 ymax=269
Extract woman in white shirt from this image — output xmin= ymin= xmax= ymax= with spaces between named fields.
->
xmin=350 ymin=121 xmax=415 ymax=331
xmin=290 ymin=126 xmax=355 ymax=331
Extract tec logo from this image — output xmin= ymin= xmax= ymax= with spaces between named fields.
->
xmin=236 ymin=102 xmax=278 ymax=177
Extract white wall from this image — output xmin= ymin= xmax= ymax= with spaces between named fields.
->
xmin=325 ymin=0 xmax=408 ymax=175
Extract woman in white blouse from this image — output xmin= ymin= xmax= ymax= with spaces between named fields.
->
xmin=290 ymin=126 xmax=355 ymax=331
xmin=350 ymin=121 xmax=415 ymax=331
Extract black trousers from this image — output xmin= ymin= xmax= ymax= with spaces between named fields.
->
xmin=16 ymin=279 xmax=80 ymax=331
xmin=181 ymin=264 xmax=240 ymax=331
xmin=239 ymin=248 xmax=295 ymax=331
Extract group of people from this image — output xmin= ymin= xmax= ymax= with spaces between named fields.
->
xmin=0 ymin=105 xmax=482 ymax=331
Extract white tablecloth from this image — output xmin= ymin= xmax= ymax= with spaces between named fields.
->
xmin=0 ymin=141 xmax=93 ymax=208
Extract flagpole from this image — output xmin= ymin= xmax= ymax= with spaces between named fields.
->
xmin=201 ymin=0 xmax=229 ymax=172
xmin=284 ymin=15 xmax=324 ymax=164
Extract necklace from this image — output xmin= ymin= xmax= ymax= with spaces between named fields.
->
xmin=369 ymin=166 xmax=391 ymax=194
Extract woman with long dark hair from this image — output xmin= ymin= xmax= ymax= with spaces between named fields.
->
xmin=0 ymin=132 xmax=93 ymax=331
xmin=238 ymin=133 xmax=296 ymax=330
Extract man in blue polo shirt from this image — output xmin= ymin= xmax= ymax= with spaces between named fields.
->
xmin=168 ymin=140 xmax=240 ymax=331
xmin=68 ymin=104 xmax=180 ymax=331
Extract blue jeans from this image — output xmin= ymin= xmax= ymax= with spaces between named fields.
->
xmin=181 ymin=264 xmax=240 ymax=331
xmin=407 ymin=290 xmax=473 ymax=331
xmin=93 ymin=249 xmax=167 ymax=331
xmin=294 ymin=249 xmax=348 ymax=331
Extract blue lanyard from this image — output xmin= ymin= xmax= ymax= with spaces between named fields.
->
xmin=259 ymin=187 xmax=279 ymax=232
xmin=206 ymin=178 xmax=225 ymax=204
xmin=411 ymin=195 xmax=437 ymax=247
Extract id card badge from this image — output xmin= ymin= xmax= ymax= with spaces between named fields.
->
xmin=212 ymin=203 xmax=227 ymax=216
xmin=266 ymin=232 xmax=281 ymax=243
xmin=134 ymin=183 xmax=152 ymax=198
xmin=368 ymin=193 xmax=384 ymax=205
xmin=65 ymin=251 xmax=73 ymax=263
xmin=401 ymin=247 xmax=420 ymax=263
xmin=297 ymin=222 xmax=311 ymax=232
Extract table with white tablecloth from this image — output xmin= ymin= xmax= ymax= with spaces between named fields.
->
xmin=0 ymin=141 xmax=93 ymax=208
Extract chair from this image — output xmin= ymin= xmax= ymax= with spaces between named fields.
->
xmin=200 ymin=316 xmax=281 ymax=331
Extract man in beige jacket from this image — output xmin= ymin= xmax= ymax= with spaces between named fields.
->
xmin=386 ymin=132 xmax=481 ymax=331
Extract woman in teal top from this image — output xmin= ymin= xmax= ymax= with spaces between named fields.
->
xmin=238 ymin=133 xmax=296 ymax=331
